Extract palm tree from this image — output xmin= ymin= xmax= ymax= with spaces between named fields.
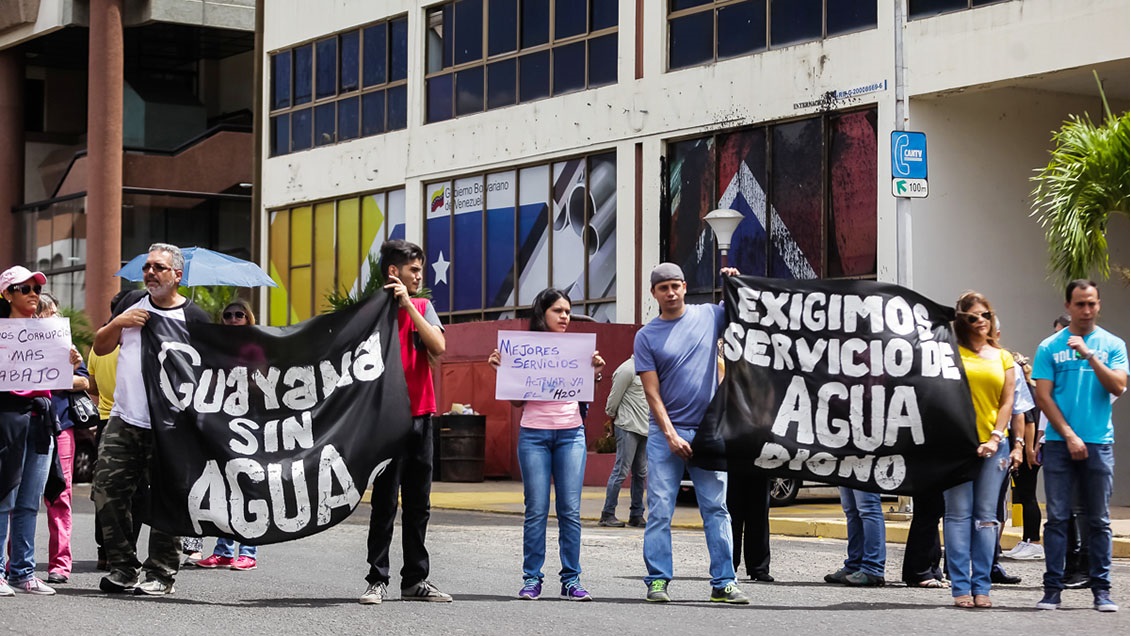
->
xmin=1030 ymin=72 xmax=1129 ymax=286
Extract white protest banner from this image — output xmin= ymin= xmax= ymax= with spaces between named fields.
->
xmin=0 ymin=317 xmax=75 ymax=391
xmin=495 ymin=330 xmax=596 ymax=402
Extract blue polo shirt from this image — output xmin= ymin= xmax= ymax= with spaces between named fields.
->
xmin=1032 ymin=326 xmax=1128 ymax=444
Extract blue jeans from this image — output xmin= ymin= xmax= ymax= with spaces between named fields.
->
xmin=1042 ymin=441 xmax=1114 ymax=591
xmin=601 ymin=427 xmax=647 ymax=518
xmin=643 ymin=425 xmax=735 ymax=589
xmin=0 ymin=436 xmax=53 ymax=584
xmin=839 ymin=487 xmax=886 ymax=579
xmin=214 ymin=537 xmax=257 ymax=559
xmin=518 ymin=426 xmax=586 ymax=583
xmin=943 ymin=442 xmax=1008 ymax=596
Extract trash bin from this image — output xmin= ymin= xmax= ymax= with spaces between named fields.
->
xmin=437 ymin=414 xmax=486 ymax=482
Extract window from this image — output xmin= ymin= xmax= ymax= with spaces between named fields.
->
xmin=425 ymin=0 xmax=618 ymax=123
xmin=269 ymin=16 xmax=408 ymax=156
xmin=423 ymin=152 xmax=617 ymax=322
xmin=662 ymin=108 xmax=877 ymax=301
xmin=267 ymin=189 xmax=406 ymax=325
xmin=909 ymin=0 xmax=1009 ymax=19
xmin=667 ymin=0 xmax=876 ymax=71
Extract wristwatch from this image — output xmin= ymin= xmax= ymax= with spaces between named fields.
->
xmin=1013 ymin=438 xmax=1025 ymax=449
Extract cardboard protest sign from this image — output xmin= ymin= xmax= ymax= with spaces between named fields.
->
xmin=0 ymin=317 xmax=75 ymax=391
xmin=142 ymin=293 xmax=411 ymax=544
xmin=692 ymin=276 xmax=980 ymax=495
xmin=494 ymin=330 xmax=596 ymax=402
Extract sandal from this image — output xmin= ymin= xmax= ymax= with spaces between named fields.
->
xmin=917 ymin=579 xmax=950 ymax=589
xmin=953 ymin=595 xmax=974 ymax=608
xmin=974 ymin=594 xmax=992 ymax=608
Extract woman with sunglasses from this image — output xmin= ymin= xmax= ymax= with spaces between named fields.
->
xmin=0 ymin=266 xmax=59 ymax=596
xmin=192 ymin=299 xmax=262 ymax=572
xmin=944 ymin=291 xmax=1015 ymax=609
xmin=487 ymin=288 xmax=605 ymax=601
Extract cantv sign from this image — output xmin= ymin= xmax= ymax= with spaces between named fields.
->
xmin=891 ymin=131 xmax=928 ymax=199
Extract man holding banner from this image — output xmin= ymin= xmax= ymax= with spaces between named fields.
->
xmin=361 ymin=240 xmax=452 ymax=604
xmin=91 ymin=244 xmax=211 ymax=596
xmin=635 ymin=263 xmax=749 ymax=605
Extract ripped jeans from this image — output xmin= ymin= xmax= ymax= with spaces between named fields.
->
xmin=943 ymin=442 xmax=1009 ymax=597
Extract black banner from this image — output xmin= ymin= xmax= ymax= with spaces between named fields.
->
xmin=142 ymin=294 xmax=411 ymax=544
xmin=692 ymin=276 xmax=980 ymax=495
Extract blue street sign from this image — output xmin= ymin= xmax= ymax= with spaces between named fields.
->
xmin=891 ymin=131 xmax=928 ymax=179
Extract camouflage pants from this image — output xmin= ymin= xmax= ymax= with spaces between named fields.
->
xmin=92 ymin=416 xmax=180 ymax=584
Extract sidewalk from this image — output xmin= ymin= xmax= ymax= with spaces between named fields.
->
xmin=423 ymin=480 xmax=1131 ymax=559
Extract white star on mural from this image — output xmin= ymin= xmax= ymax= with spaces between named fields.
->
xmin=432 ymin=250 xmax=450 ymax=285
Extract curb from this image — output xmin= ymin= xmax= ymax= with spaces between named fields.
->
xmin=421 ymin=498 xmax=1131 ymax=559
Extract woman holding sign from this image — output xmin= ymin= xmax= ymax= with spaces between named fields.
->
xmin=0 ymin=265 xmax=60 ymax=596
xmin=944 ymin=291 xmax=1015 ymax=609
xmin=488 ymin=288 xmax=605 ymax=602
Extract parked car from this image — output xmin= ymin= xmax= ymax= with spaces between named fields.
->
xmin=73 ymin=425 xmax=98 ymax=484
xmin=678 ymin=473 xmax=829 ymax=507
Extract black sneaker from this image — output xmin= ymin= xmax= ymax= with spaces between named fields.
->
xmin=1064 ymin=572 xmax=1090 ymax=589
xmin=645 ymin=579 xmax=671 ymax=602
xmin=824 ymin=567 xmax=853 ymax=584
xmin=990 ymin=569 xmax=1021 ymax=585
xmin=598 ymin=515 xmax=626 ymax=527
xmin=843 ymin=571 xmax=885 ymax=587
xmin=628 ymin=516 xmax=646 ymax=527
xmin=402 ymin=580 xmax=453 ymax=602
xmin=99 ymin=571 xmax=138 ymax=594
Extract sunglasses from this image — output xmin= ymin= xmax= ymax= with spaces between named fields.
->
xmin=959 ymin=311 xmax=993 ymax=324
xmin=141 ymin=263 xmax=172 ymax=273
xmin=223 ymin=311 xmax=247 ymax=321
xmin=6 ymin=284 xmax=42 ymax=295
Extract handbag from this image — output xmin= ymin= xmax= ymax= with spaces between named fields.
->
xmin=68 ymin=392 xmax=97 ymax=427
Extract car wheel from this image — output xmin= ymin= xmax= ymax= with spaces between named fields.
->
xmin=769 ymin=477 xmax=799 ymax=507
xmin=72 ymin=442 xmax=96 ymax=484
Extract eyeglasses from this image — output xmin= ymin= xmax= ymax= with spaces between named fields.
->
xmin=141 ymin=263 xmax=171 ymax=273
xmin=223 ymin=311 xmax=247 ymax=321
xmin=6 ymin=284 xmax=42 ymax=295
xmin=959 ymin=311 xmax=993 ymax=324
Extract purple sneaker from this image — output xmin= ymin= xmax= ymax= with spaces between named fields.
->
xmin=518 ymin=578 xmax=542 ymax=600
xmin=561 ymin=579 xmax=592 ymax=601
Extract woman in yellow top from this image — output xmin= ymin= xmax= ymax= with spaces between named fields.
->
xmin=944 ymin=291 xmax=1014 ymax=609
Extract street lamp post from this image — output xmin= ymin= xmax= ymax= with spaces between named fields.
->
xmin=704 ymin=208 xmax=744 ymax=269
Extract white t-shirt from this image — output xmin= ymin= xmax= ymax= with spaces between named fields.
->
xmin=110 ymin=294 xmax=210 ymax=429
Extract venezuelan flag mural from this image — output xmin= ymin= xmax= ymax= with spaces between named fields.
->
xmin=267 ymin=189 xmax=406 ymax=326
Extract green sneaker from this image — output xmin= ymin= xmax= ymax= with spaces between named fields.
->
xmin=710 ymin=582 xmax=750 ymax=604
xmin=646 ymin=579 xmax=671 ymax=602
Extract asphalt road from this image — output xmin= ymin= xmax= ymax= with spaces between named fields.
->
xmin=1 ymin=494 xmax=1127 ymax=636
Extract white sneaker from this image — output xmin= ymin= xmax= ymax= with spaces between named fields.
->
xmin=1003 ymin=541 xmax=1029 ymax=559
xmin=0 ymin=579 xmax=14 ymax=597
xmin=1013 ymin=542 xmax=1045 ymax=560
xmin=14 ymin=577 xmax=56 ymax=595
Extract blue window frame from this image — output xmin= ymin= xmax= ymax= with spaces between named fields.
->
xmin=425 ymin=0 xmax=618 ymax=123
xmin=269 ymin=15 xmax=408 ymax=156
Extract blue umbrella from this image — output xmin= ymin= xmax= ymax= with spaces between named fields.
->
xmin=115 ymin=247 xmax=278 ymax=288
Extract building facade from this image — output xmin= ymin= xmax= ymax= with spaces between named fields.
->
xmin=259 ymin=0 xmax=1128 ymax=498
xmin=0 ymin=0 xmax=257 ymax=319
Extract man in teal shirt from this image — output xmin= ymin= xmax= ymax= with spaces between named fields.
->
xmin=1032 ymin=280 xmax=1127 ymax=612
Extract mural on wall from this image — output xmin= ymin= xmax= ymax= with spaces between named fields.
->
xmin=666 ymin=110 xmax=877 ymax=292
xmin=268 ymin=189 xmax=405 ymax=325
xmin=426 ymin=153 xmax=617 ymax=318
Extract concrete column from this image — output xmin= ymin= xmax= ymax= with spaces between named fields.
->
xmin=0 ymin=51 xmax=24 ymax=266
xmin=86 ymin=0 xmax=124 ymax=325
